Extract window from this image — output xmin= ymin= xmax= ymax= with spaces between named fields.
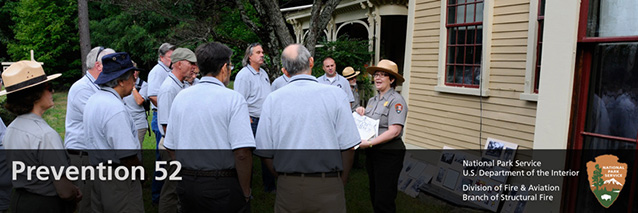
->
xmin=444 ymin=0 xmax=484 ymax=88
xmin=566 ymin=0 xmax=638 ymax=212
xmin=521 ymin=0 xmax=545 ymax=101
xmin=534 ymin=0 xmax=545 ymax=93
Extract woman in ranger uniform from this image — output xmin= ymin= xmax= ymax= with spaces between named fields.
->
xmin=355 ymin=59 xmax=407 ymax=213
xmin=1 ymin=61 xmax=81 ymax=212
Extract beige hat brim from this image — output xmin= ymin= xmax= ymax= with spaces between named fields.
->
xmin=0 ymin=73 xmax=61 ymax=96
xmin=366 ymin=66 xmax=404 ymax=84
xmin=344 ymin=70 xmax=360 ymax=79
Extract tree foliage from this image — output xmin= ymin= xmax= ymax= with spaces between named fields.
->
xmin=5 ymin=0 xmax=81 ymax=88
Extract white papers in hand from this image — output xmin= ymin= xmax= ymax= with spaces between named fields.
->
xmin=352 ymin=112 xmax=379 ymax=140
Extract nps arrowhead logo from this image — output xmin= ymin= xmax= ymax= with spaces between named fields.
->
xmin=586 ymin=155 xmax=627 ymax=208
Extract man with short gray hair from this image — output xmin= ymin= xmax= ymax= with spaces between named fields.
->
xmin=64 ymin=46 xmax=115 ymax=213
xmin=255 ymin=44 xmax=360 ymax=212
xmin=147 ymin=42 xmax=175 ymax=204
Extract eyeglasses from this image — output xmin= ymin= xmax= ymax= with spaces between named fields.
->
xmin=373 ymin=72 xmax=389 ymax=78
xmin=95 ymin=46 xmax=105 ymax=62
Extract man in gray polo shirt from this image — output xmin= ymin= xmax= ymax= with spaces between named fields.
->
xmin=157 ymin=47 xmax=196 ymax=213
xmin=234 ymin=43 xmax=271 ymax=134
xmin=64 ymin=46 xmax=114 ymax=213
xmin=164 ymin=42 xmax=254 ymax=212
xmin=271 ymin=73 xmax=290 ymax=91
xmin=318 ymin=57 xmax=355 ymax=107
xmin=255 ymin=44 xmax=360 ymax=212
xmin=84 ymin=52 xmax=143 ymax=212
xmin=158 ymin=47 xmax=196 ymax=135
xmin=147 ymin=43 xmax=175 ymax=204
xmin=234 ymin=43 xmax=275 ymax=193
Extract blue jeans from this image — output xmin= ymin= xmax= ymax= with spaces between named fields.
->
xmin=151 ymin=111 xmax=164 ymax=203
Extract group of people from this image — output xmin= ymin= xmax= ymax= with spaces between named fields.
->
xmin=0 ymin=41 xmax=409 ymax=213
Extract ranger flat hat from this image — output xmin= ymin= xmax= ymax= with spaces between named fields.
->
xmin=0 ymin=61 xmax=61 ymax=96
xmin=342 ymin=67 xmax=360 ymax=80
xmin=366 ymin=59 xmax=404 ymax=84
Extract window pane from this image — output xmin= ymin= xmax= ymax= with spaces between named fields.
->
xmin=457 ymin=27 xmax=466 ymax=44
xmin=475 ymin=46 xmax=482 ymax=64
xmin=465 ymin=46 xmax=474 ymax=64
xmin=448 ymin=46 xmax=457 ymax=63
xmin=585 ymin=43 xmax=638 ymax=139
xmin=588 ymin=0 xmax=638 ymax=37
xmin=539 ymin=0 xmax=546 ymax=16
xmin=467 ymin=27 xmax=476 ymax=44
xmin=455 ymin=66 xmax=464 ymax=83
xmin=476 ymin=2 xmax=484 ymax=22
xmin=476 ymin=27 xmax=483 ymax=44
xmin=455 ymin=45 xmax=464 ymax=63
xmin=448 ymin=0 xmax=457 ymax=5
xmin=448 ymin=28 xmax=457 ymax=45
xmin=448 ymin=6 xmax=456 ymax=24
xmin=456 ymin=5 xmax=466 ymax=24
xmin=446 ymin=66 xmax=455 ymax=83
xmin=466 ymin=4 xmax=475 ymax=23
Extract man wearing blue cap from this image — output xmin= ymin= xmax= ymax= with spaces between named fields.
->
xmin=83 ymin=52 xmax=143 ymax=213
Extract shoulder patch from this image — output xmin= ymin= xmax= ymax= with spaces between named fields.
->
xmin=395 ymin=103 xmax=403 ymax=114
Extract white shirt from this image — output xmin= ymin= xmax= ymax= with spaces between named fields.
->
xmin=318 ymin=74 xmax=355 ymax=103
xmin=84 ymin=87 xmax=139 ymax=165
xmin=255 ymin=74 xmax=360 ymax=173
xmin=157 ymin=72 xmax=184 ymax=136
xmin=124 ymin=78 xmax=149 ymax=130
xmin=234 ymin=66 xmax=271 ymax=118
xmin=64 ymin=73 xmax=100 ymax=150
xmin=164 ymin=76 xmax=256 ymax=170
xmin=147 ymin=61 xmax=171 ymax=109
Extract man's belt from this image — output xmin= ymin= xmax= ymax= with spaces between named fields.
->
xmin=67 ymin=149 xmax=88 ymax=156
xmin=279 ymin=171 xmax=341 ymax=178
xmin=180 ymin=168 xmax=237 ymax=177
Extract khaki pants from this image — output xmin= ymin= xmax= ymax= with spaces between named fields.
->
xmin=91 ymin=171 xmax=144 ymax=213
xmin=68 ymin=153 xmax=92 ymax=213
xmin=275 ymin=174 xmax=346 ymax=213
xmin=137 ymin=128 xmax=148 ymax=148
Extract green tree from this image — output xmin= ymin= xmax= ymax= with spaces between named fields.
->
xmin=6 ymin=0 xmax=81 ymax=88
xmin=593 ymin=164 xmax=604 ymax=190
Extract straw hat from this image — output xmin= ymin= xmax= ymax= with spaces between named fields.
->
xmin=0 ymin=61 xmax=61 ymax=96
xmin=366 ymin=59 xmax=404 ymax=84
xmin=342 ymin=67 xmax=360 ymax=80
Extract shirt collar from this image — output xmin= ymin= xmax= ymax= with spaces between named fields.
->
xmin=85 ymin=73 xmax=100 ymax=90
xmin=199 ymin=76 xmax=225 ymax=87
xmin=21 ymin=113 xmax=45 ymax=122
xmin=158 ymin=60 xmax=170 ymax=72
xmin=377 ymin=88 xmax=395 ymax=101
xmin=168 ymin=73 xmax=185 ymax=88
xmin=100 ymin=86 xmax=124 ymax=102
xmin=282 ymin=75 xmax=290 ymax=82
xmin=246 ymin=65 xmax=263 ymax=75
xmin=289 ymin=74 xmax=318 ymax=83
xmin=320 ymin=74 xmax=340 ymax=82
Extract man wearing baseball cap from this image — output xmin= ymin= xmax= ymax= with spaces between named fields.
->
xmin=83 ymin=52 xmax=143 ymax=212
xmin=157 ymin=47 xmax=197 ymax=213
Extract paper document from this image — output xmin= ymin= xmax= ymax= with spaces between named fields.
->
xmin=352 ymin=112 xmax=379 ymax=140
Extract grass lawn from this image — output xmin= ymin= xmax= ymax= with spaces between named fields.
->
xmin=37 ymin=91 xmax=445 ymax=212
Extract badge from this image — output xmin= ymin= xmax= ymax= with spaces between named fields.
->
xmin=395 ymin=103 xmax=403 ymax=114
xmin=383 ymin=101 xmax=389 ymax=107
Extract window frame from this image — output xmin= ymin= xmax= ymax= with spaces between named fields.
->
xmin=520 ymin=0 xmax=545 ymax=101
xmin=436 ymin=0 xmax=492 ymax=97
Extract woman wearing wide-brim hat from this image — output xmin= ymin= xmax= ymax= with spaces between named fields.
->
xmin=1 ymin=61 xmax=81 ymax=213
xmin=355 ymin=59 xmax=407 ymax=213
